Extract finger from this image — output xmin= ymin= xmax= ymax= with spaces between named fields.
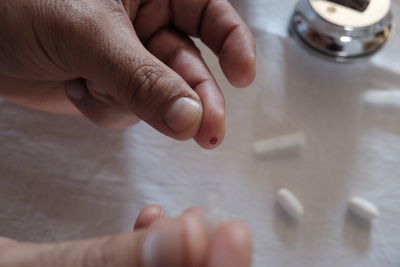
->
xmin=58 ymin=4 xmax=203 ymax=140
xmin=133 ymin=0 xmax=170 ymax=42
xmin=183 ymin=206 xmax=204 ymax=217
xmin=4 ymin=215 xmax=208 ymax=267
xmin=172 ymin=0 xmax=256 ymax=88
xmin=135 ymin=0 xmax=256 ymax=88
xmin=121 ymin=214 xmax=209 ymax=267
xmin=65 ymin=79 xmax=140 ymax=129
xmin=134 ymin=205 xmax=165 ymax=230
xmin=0 ymin=237 xmax=17 ymax=249
xmin=0 ymin=75 xmax=79 ymax=115
xmin=147 ymin=28 xmax=225 ymax=148
xmin=208 ymin=221 xmax=252 ymax=267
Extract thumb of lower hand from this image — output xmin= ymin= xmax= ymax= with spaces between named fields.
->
xmin=61 ymin=5 xmax=203 ymax=140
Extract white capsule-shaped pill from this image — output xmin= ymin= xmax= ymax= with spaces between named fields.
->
xmin=276 ymin=188 xmax=304 ymax=220
xmin=253 ymin=132 xmax=306 ymax=156
xmin=349 ymin=197 xmax=379 ymax=221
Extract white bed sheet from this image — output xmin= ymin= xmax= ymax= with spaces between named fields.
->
xmin=1 ymin=0 xmax=400 ymax=266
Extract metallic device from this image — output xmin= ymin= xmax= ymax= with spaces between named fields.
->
xmin=290 ymin=0 xmax=393 ymax=61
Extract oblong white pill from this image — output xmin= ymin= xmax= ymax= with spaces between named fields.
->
xmin=276 ymin=188 xmax=304 ymax=220
xmin=253 ymin=132 xmax=306 ymax=156
xmin=349 ymin=197 xmax=379 ymax=221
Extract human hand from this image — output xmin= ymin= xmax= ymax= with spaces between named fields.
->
xmin=0 ymin=0 xmax=255 ymax=148
xmin=0 ymin=205 xmax=252 ymax=267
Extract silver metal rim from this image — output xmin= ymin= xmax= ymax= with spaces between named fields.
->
xmin=290 ymin=0 xmax=393 ymax=62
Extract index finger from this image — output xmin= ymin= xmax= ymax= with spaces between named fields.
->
xmin=171 ymin=0 xmax=256 ymax=88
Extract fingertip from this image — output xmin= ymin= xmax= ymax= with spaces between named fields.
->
xmin=220 ymin=27 xmax=256 ymax=88
xmin=183 ymin=206 xmax=204 ymax=217
xmin=134 ymin=205 xmax=165 ymax=230
xmin=182 ymin=212 xmax=208 ymax=266
xmin=223 ymin=221 xmax=252 ymax=248
xmin=140 ymin=215 xmax=209 ymax=267
xmin=208 ymin=220 xmax=252 ymax=267
xmin=195 ymin=128 xmax=225 ymax=150
xmin=224 ymin=220 xmax=252 ymax=265
xmin=193 ymin=88 xmax=225 ymax=149
xmin=144 ymin=205 xmax=165 ymax=219
xmin=195 ymin=134 xmax=225 ymax=150
xmin=225 ymin=54 xmax=256 ymax=88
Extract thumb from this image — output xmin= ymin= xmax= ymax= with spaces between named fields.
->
xmin=61 ymin=3 xmax=203 ymax=140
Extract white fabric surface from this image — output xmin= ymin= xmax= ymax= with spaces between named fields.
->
xmin=1 ymin=0 xmax=400 ymax=266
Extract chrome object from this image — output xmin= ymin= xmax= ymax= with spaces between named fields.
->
xmin=290 ymin=0 xmax=393 ymax=61
xmin=329 ymin=0 xmax=370 ymax=12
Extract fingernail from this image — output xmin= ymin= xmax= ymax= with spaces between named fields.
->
xmin=208 ymin=222 xmax=252 ymax=267
xmin=66 ymin=85 xmax=85 ymax=100
xmin=164 ymin=97 xmax=202 ymax=133
xmin=142 ymin=221 xmax=183 ymax=267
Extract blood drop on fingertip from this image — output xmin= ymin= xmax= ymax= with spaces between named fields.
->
xmin=210 ymin=137 xmax=218 ymax=145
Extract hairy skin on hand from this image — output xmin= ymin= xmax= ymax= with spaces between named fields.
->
xmin=0 ymin=0 xmax=255 ymax=147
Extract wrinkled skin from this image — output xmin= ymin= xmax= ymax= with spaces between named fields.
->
xmin=0 ymin=0 xmax=256 ymax=265
xmin=0 ymin=0 xmax=256 ymax=149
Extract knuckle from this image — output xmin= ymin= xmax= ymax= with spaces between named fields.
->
xmin=124 ymin=64 xmax=171 ymax=113
xmin=37 ymin=2 xmax=117 ymax=73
